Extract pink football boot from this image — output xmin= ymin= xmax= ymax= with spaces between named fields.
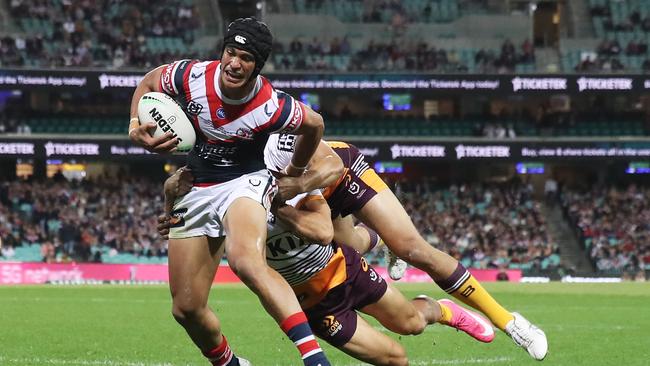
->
xmin=438 ymin=299 xmax=495 ymax=343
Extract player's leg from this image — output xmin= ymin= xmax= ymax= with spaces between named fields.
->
xmin=332 ymin=215 xmax=407 ymax=280
xmin=338 ymin=315 xmax=408 ymax=366
xmin=332 ymin=214 xmax=371 ymax=252
xmin=169 ymin=236 xmax=247 ymax=365
xmin=224 ymin=197 xmax=330 ymax=366
xmin=359 ymin=283 xmax=494 ymax=343
xmin=360 ymin=284 xmax=431 ymax=335
xmin=356 ymin=189 xmax=547 ymax=358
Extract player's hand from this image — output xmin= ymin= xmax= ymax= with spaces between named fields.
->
xmin=157 ymin=214 xmax=171 ymax=240
xmin=129 ymin=122 xmax=178 ymax=154
xmin=276 ymin=175 xmax=305 ymax=202
xmin=164 ymin=167 xmax=194 ymax=198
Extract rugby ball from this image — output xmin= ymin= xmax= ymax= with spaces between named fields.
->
xmin=137 ymin=92 xmax=196 ymax=152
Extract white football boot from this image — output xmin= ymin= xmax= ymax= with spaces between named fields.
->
xmin=237 ymin=357 xmax=252 ymax=366
xmin=384 ymin=246 xmax=407 ymax=280
xmin=505 ymin=312 xmax=548 ymax=360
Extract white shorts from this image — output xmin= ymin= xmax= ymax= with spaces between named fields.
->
xmin=168 ymin=169 xmax=277 ymax=239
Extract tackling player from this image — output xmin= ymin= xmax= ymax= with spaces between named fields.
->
xmin=128 ymin=18 xmax=331 ymax=366
xmin=272 ymin=139 xmax=548 ymax=361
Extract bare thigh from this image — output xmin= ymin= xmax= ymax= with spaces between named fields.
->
xmin=168 ymin=235 xmax=225 ymax=310
xmin=355 ymin=189 xmax=457 ymax=278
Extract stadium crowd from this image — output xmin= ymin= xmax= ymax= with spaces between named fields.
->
xmin=562 ymin=184 xmax=650 ymax=274
xmin=0 ymin=173 xmax=166 ymax=263
xmin=386 ymin=179 xmax=561 ymax=273
xmin=270 ymin=37 xmax=534 ymax=73
xmin=2 ymin=0 xmax=200 ymax=68
xmin=1 ymin=174 xmax=561 ymax=274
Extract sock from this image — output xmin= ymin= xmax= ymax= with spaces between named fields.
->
xmin=203 ymin=335 xmax=240 ymax=366
xmin=280 ymin=312 xmax=330 ymax=366
xmin=435 ymin=263 xmax=514 ymax=331
xmin=437 ymin=301 xmax=453 ymax=325
xmin=358 ymin=224 xmax=381 ymax=253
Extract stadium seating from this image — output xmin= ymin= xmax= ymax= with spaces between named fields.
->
xmin=290 ymin=0 xmax=461 ymax=24
xmin=563 ymin=0 xmax=650 ymax=72
xmin=562 ymin=184 xmax=650 ymax=274
xmin=392 ymin=180 xmax=562 ymax=273
xmin=3 ymin=0 xmax=201 ymax=68
xmin=0 ymin=176 xmax=563 ymax=274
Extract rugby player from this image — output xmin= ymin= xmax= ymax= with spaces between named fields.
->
xmin=159 ymin=139 xmax=496 ymax=366
xmin=128 ymin=18 xmax=331 ymax=366
xmin=273 ymin=139 xmax=548 ymax=361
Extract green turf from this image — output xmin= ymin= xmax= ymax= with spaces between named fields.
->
xmin=1 ymin=282 xmax=649 ymax=366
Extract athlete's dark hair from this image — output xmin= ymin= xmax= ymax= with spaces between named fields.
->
xmin=222 ymin=17 xmax=273 ymax=79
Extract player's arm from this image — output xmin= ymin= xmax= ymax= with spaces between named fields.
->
xmin=274 ymin=196 xmax=333 ymax=245
xmin=285 ymin=103 xmax=324 ymax=177
xmin=128 ymin=65 xmax=178 ymax=153
xmin=276 ymin=141 xmax=343 ymax=202
xmin=157 ymin=167 xmax=194 ymax=239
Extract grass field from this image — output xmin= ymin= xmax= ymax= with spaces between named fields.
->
xmin=1 ymin=282 xmax=649 ymax=366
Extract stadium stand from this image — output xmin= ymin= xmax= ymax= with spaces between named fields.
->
xmin=0 ymin=175 xmax=565 ymax=275
xmin=2 ymin=0 xmax=202 ymax=68
xmin=387 ymin=179 xmax=562 ymax=274
xmin=562 ymin=0 xmax=650 ymax=72
xmin=562 ymin=184 xmax=650 ymax=275
xmin=0 ymin=176 xmax=168 ymax=264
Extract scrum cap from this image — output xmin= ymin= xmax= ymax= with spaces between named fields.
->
xmin=222 ymin=17 xmax=273 ymax=79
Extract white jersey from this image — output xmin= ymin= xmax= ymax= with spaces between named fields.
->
xmin=160 ymin=59 xmax=305 ymax=183
xmin=265 ymin=191 xmax=333 ymax=286
xmin=263 ymin=133 xmax=296 ymax=172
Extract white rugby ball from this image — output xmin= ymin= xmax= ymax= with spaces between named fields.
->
xmin=137 ymin=92 xmax=196 ymax=152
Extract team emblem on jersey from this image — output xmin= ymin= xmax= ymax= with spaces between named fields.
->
xmin=322 ymin=315 xmax=343 ymax=337
xmin=216 ymin=108 xmax=226 ymax=119
xmin=187 ymin=100 xmax=203 ymax=115
xmin=169 ymin=208 xmax=188 ymax=228
xmin=348 ymin=181 xmax=361 ymax=195
xmin=235 ymin=35 xmax=247 ymax=44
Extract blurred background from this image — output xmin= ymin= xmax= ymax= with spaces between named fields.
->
xmin=0 ymin=0 xmax=649 ymax=283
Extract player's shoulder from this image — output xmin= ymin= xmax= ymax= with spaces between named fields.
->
xmin=326 ymin=140 xmax=350 ymax=149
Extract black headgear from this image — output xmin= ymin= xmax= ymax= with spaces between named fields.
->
xmin=222 ymin=17 xmax=273 ymax=79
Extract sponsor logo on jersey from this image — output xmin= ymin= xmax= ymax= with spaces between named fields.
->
xmin=277 ymin=134 xmax=296 ymax=152
xmin=267 ymin=233 xmax=307 ymax=257
xmin=216 ymin=108 xmax=226 ymax=119
xmin=161 ymin=64 xmax=174 ymax=92
xmin=285 ymin=101 xmax=302 ymax=131
xmin=186 ymin=100 xmax=203 ymax=115
xmin=235 ymin=35 xmax=247 ymax=44
xmin=236 ymin=128 xmax=254 ymax=139
xmin=322 ymin=315 xmax=343 ymax=337
xmin=264 ymin=103 xmax=273 ymax=117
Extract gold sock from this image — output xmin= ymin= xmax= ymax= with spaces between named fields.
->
xmin=450 ymin=275 xmax=514 ymax=331
xmin=437 ymin=301 xmax=453 ymax=325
